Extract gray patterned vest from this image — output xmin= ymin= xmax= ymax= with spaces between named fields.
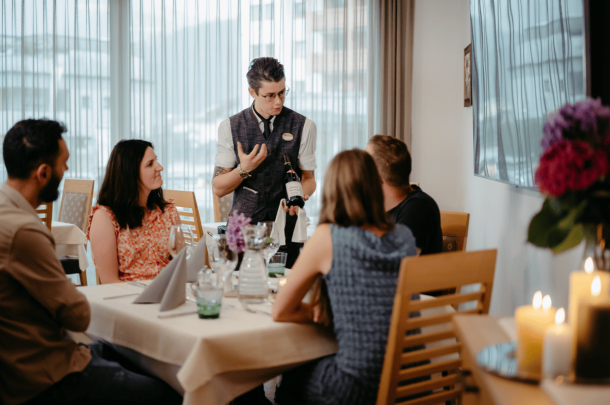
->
xmin=229 ymin=104 xmax=306 ymax=222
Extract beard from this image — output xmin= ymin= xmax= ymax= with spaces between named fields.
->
xmin=39 ymin=170 xmax=62 ymax=203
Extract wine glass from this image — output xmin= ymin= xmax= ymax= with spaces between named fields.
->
xmin=257 ymin=221 xmax=280 ymax=265
xmin=169 ymin=224 xmax=194 ymax=258
xmin=210 ymin=234 xmax=238 ymax=293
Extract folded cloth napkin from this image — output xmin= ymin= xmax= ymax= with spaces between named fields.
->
xmin=270 ymin=199 xmax=308 ymax=246
xmin=186 ymin=241 xmax=207 ymax=283
xmin=133 ymin=248 xmax=187 ymax=311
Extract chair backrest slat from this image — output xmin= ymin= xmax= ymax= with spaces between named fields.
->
xmin=36 ymin=203 xmax=53 ymax=230
xmin=376 ymin=249 xmax=497 ymax=405
xmin=440 ymin=210 xmax=470 ymax=251
xmin=163 ymin=190 xmax=209 ymax=269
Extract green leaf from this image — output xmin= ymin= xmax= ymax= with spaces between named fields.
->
xmin=527 ymin=199 xmax=587 ymax=252
xmin=551 ymin=224 xmax=585 ymax=254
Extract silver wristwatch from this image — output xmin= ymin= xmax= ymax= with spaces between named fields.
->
xmin=237 ymin=164 xmax=252 ymax=179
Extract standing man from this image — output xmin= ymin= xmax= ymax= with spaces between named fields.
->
xmin=0 ymin=119 xmax=182 ymax=405
xmin=365 ymin=135 xmax=442 ymax=255
xmin=213 ymin=57 xmax=317 ymax=267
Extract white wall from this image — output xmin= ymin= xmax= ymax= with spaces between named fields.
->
xmin=411 ymin=0 xmax=581 ymax=316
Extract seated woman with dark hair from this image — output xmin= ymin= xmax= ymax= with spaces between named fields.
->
xmin=271 ymin=149 xmax=422 ymax=405
xmin=87 ymin=140 xmax=179 ymax=283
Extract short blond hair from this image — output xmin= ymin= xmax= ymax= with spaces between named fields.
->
xmin=319 ymin=149 xmax=392 ymax=230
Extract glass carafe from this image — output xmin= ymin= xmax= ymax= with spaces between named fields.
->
xmin=238 ymin=225 xmax=268 ymax=304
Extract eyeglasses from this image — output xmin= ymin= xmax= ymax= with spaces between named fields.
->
xmin=260 ymin=87 xmax=290 ymax=102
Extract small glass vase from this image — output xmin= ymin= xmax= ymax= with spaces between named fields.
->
xmin=238 ymin=225 xmax=268 ymax=304
xmin=583 ymin=224 xmax=610 ymax=272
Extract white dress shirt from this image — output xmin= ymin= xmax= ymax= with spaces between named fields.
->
xmin=214 ymin=105 xmax=317 ymax=171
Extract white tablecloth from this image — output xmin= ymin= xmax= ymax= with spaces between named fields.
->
xmin=52 ymin=221 xmax=88 ymax=270
xmin=78 ymin=283 xmax=337 ymax=405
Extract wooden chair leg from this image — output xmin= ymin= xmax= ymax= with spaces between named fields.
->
xmin=79 ymin=271 xmax=87 ymax=286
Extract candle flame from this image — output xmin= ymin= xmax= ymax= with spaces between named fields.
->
xmin=542 ymin=295 xmax=552 ymax=310
xmin=592 ymin=276 xmax=602 ymax=296
xmin=555 ymin=308 xmax=565 ymax=324
xmin=585 ymin=257 xmax=594 ymax=274
xmin=279 ymin=278 xmax=287 ymax=287
xmin=533 ymin=291 xmax=542 ymax=309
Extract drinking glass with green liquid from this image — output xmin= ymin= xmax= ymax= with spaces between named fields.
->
xmin=268 ymin=252 xmax=287 ymax=277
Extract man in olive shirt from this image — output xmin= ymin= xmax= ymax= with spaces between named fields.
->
xmin=0 ymin=119 xmax=181 ymax=405
xmin=365 ymin=135 xmax=443 ymax=255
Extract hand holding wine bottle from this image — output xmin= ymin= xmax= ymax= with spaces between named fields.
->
xmin=282 ymin=155 xmax=307 ymax=215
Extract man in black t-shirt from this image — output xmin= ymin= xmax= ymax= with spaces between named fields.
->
xmin=365 ymin=135 xmax=442 ymax=255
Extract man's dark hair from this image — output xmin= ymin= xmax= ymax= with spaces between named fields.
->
xmin=3 ymin=119 xmax=67 ymax=179
xmin=367 ymin=134 xmax=412 ymax=189
xmin=97 ymin=139 xmax=168 ymax=230
xmin=246 ymin=57 xmax=285 ymax=94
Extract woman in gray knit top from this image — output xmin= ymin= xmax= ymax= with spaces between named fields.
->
xmin=272 ymin=149 xmax=419 ymax=405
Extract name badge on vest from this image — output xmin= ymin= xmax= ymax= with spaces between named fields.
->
xmin=282 ymin=133 xmax=294 ymax=141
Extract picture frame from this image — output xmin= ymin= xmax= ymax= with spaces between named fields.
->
xmin=464 ymin=44 xmax=472 ymax=107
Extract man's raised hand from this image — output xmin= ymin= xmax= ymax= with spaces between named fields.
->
xmin=237 ymin=141 xmax=267 ymax=172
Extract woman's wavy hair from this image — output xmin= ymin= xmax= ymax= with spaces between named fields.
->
xmin=97 ymin=140 xmax=168 ymax=229
xmin=319 ymin=148 xmax=393 ymax=231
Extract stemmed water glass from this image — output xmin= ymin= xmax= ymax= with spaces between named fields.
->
xmin=209 ymin=234 xmax=238 ymax=293
xmin=169 ymin=224 xmax=194 ymax=259
xmin=257 ymin=221 xmax=280 ymax=266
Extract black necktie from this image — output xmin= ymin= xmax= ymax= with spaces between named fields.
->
xmin=260 ymin=115 xmax=272 ymax=140
xmin=253 ymin=107 xmax=272 ymax=140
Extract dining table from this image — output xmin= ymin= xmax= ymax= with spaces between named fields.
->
xmin=77 ymin=282 xmax=338 ymax=405
xmin=51 ymin=221 xmax=88 ymax=271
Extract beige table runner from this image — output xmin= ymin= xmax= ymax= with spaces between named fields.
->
xmin=79 ymin=284 xmax=338 ymax=405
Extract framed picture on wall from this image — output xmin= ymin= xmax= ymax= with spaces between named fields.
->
xmin=464 ymin=44 xmax=472 ymax=107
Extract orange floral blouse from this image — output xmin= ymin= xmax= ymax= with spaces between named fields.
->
xmin=86 ymin=201 xmax=180 ymax=281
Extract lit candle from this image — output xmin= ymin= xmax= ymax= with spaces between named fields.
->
xmin=516 ymin=291 xmax=557 ymax=376
xmin=568 ymin=257 xmax=610 ymax=329
xmin=542 ymin=308 xmax=574 ymax=378
xmin=574 ymin=276 xmax=610 ymax=380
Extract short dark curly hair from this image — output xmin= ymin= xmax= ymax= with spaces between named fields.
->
xmin=3 ymin=119 xmax=67 ymax=179
xmin=246 ymin=57 xmax=285 ymax=94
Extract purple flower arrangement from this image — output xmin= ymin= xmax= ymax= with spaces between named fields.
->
xmin=226 ymin=210 xmax=251 ymax=253
xmin=541 ymin=98 xmax=610 ymax=151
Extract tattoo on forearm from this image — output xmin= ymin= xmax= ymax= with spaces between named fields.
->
xmin=213 ymin=166 xmax=231 ymax=179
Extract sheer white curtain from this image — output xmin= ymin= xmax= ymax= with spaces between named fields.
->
xmin=128 ymin=0 xmax=371 ymax=221
xmin=0 ymin=0 xmax=111 ymax=207
xmin=1 ymin=0 xmax=373 ymax=222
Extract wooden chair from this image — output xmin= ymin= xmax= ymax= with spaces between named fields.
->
xmin=57 ymin=179 xmax=95 ymax=287
xmin=36 ymin=203 xmax=53 ymax=230
xmin=377 ymin=249 xmax=497 ymax=405
xmin=440 ymin=211 xmax=470 ymax=252
xmin=163 ymin=189 xmax=204 ymax=245
xmin=58 ymin=179 xmax=95 ymax=232
xmin=213 ymin=192 xmax=234 ymax=222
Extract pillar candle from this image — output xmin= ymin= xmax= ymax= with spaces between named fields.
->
xmin=574 ymin=277 xmax=610 ymax=380
xmin=542 ymin=308 xmax=574 ymax=378
xmin=516 ymin=292 xmax=556 ymax=376
xmin=568 ymin=257 xmax=610 ymax=330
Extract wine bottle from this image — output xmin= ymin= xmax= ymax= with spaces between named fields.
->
xmin=284 ymin=155 xmax=305 ymax=208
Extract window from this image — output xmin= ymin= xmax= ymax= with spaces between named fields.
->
xmin=2 ymin=0 xmax=372 ymax=222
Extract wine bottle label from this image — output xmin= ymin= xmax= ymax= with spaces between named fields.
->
xmin=286 ymin=181 xmax=304 ymax=199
